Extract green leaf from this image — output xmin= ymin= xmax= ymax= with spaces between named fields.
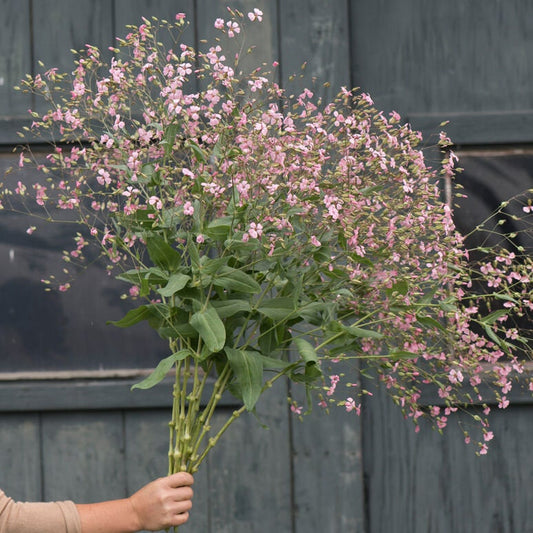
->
xmin=293 ymin=338 xmax=318 ymax=365
xmin=190 ymin=306 xmax=226 ymax=352
xmin=213 ymin=266 xmax=261 ymax=293
xmin=145 ymin=234 xmax=181 ymax=271
xmin=480 ymin=309 xmax=509 ymax=325
xmin=257 ymin=297 xmax=296 ymax=321
xmin=343 ymin=325 xmax=384 ymax=339
xmin=205 ymin=217 xmax=233 ymax=240
xmin=225 ymin=347 xmax=263 ymax=411
xmin=259 ymin=354 xmax=292 ymax=371
xmin=161 ymin=123 xmax=180 ymax=157
xmin=108 ymin=304 xmax=167 ymax=329
xmin=185 ymin=139 xmax=207 ymax=163
xmin=158 ymin=273 xmax=191 ymax=297
xmin=416 ymin=315 xmax=446 ymax=332
xmin=210 ymin=299 xmax=251 ymax=318
xmin=131 ymin=350 xmax=191 ymax=390
xmin=493 ymin=293 xmax=519 ymax=304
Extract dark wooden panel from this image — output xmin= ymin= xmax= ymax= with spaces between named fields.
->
xmin=363 ymin=384 xmax=533 ymax=533
xmin=205 ymin=379 xmax=293 ymax=532
xmin=292 ymin=407 xmax=365 ymax=533
xmin=0 ymin=413 xmax=41 ymax=501
xmin=351 ymin=0 xmax=533 ymax=125
xmin=0 ymin=0 xmax=32 ymax=119
xmin=195 ymin=0 xmax=279 ymax=82
xmin=41 ymin=411 xmax=126 ymax=502
xmin=278 ymin=0 xmax=351 ymax=102
xmin=114 ymin=0 xmax=195 ymax=32
xmin=31 ymin=0 xmax=114 ymax=113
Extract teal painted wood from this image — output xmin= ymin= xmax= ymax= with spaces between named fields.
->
xmin=0 ymin=0 xmax=32 ymax=118
xmin=292 ymin=407 xmax=365 ymax=533
xmin=0 ymin=414 xmax=41 ymax=501
xmin=203 ymin=379 xmax=293 ymax=533
xmin=31 ymin=1 xmax=114 ymax=114
xmin=114 ymin=0 xmax=194 ymax=32
xmin=195 ymin=0 xmax=279 ymax=84
xmin=278 ymin=0 xmax=351 ymax=102
xmin=362 ymin=384 xmax=533 ymax=533
xmin=40 ymin=411 xmax=127 ymax=502
xmin=350 ymin=0 xmax=533 ymax=142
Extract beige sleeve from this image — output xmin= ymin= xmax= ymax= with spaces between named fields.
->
xmin=0 ymin=490 xmax=81 ymax=533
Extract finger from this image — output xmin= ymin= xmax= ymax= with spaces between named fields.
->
xmin=171 ymin=486 xmax=194 ymax=502
xmin=167 ymin=472 xmax=194 ymax=487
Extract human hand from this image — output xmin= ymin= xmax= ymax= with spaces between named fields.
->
xmin=128 ymin=472 xmax=194 ymax=531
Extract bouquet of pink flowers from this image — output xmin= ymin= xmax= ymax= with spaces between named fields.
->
xmin=2 ymin=6 xmax=532 ymax=473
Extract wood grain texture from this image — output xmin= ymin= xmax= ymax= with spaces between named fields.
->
xmin=0 ymin=414 xmax=41 ymax=501
xmin=40 ymin=411 xmax=126 ymax=502
xmin=351 ymin=0 xmax=533 ymax=117
xmin=0 ymin=0 xmax=32 ymax=117
xmin=204 ymin=379 xmax=293 ymax=532
xmin=363 ymin=382 xmax=533 ymax=533
xmin=278 ymin=0 xmax=351 ymax=103
xmin=292 ymin=407 xmax=365 ymax=533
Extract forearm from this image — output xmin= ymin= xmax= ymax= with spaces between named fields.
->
xmin=0 ymin=490 xmax=81 ymax=533
xmin=76 ymin=499 xmax=140 ymax=533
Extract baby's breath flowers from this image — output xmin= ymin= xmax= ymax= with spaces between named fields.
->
xmin=2 ymin=6 xmax=532 ymax=468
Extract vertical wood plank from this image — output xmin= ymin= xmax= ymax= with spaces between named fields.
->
xmin=41 ymin=411 xmax=126 ymax=502
xmin=363 ymin=383 xmax=533 ymax=533
xmin=31 ymin=0 xmax=114 ymax=114
xmin=195 ymin=0 xmax=279 ymax=82
xmin=0 ymin=0 xmax=32 ymax=118
xmin=292 ymin=407 xmax=365 ymax=532
xmin=0 ymin=413 xmax=41 ymax=501
xmin=278 ymin=0 xmax=351 ymax=102
xmin=351 ymin=0 xmax=533 ymax=117
xmin=204 ymin=380 xmax=292 ymax=533
xmin=113 ymin=0 xmax=195 ymax=40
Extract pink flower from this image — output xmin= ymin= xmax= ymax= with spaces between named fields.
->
xmin=214 ymin=18 xmax=224 ymax=29
xmin=196 ymin=234 xmax=205 ymax=243
xmin=498 ymin=396 xmax=510 ymax=409
xmin=129 ymin=285 xmax=140 ymax=297
xmin=483 ymin=431 xmax=494 ymax=442
xmin=310 ymin=235 xmax=321 ymax=247
xmin=183 ymin=201 xmax=194 ymax=215
xmin=248 ymin=222 xmax=263 ymax=239
xmin=248 ymin=8 xmax=263 ymax=22
xmin=226 ymin=21 xmax=240 ymax=38
xmin=290 ymin=404 xmax=302 ymax=415
xmin=148 ymin=196 xmax=163 ymax=210
xmin=345 ymin=398 xmax=361 ymax=415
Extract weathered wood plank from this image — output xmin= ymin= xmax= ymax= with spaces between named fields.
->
xmin=292 ymin=407 xmax=365 ymax=533
xmin=278 ymin=0 xmax=351 ymax=102
xmin=0 ymin=413 xmax=41 ymax=501
xmin=40 ymin=411 xmax=126 ymax=502
xmin=114 ymin=0 xmax=195 ymax=33
xmin=195 ymin=0 xmax=278 ymax=84
xmin=351 ymin=0 xmax=533 ymax=118
xmin=0 ymin=0 xmax=32 ymax=119
xmin=363 ymin=383 xmax=533 ymax=533
xmin=204 ymin=379 xmax=292 ymax=532
xmin=31 ymin=0 xmax=114 ymax=113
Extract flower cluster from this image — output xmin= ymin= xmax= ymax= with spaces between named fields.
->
xmin=1 ymin=7 xmax=532 ymax=463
